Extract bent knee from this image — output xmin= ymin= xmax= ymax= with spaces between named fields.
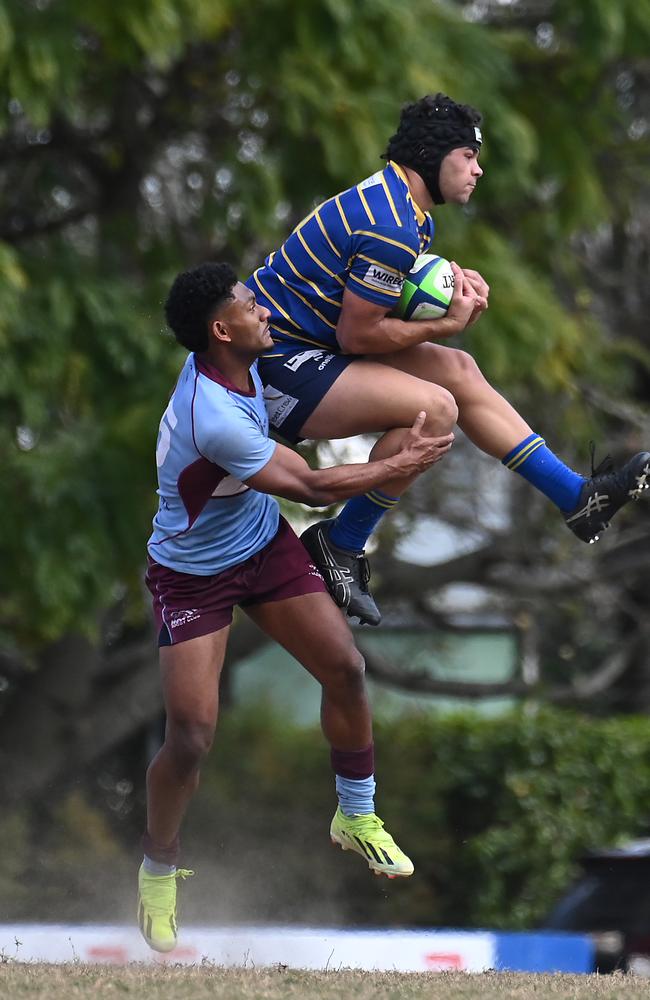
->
xmin=166 ymin=719 xmax=215 ymax=771
xmin=421 ymin=385 xmax=458 ymax=434
xmin=324 ymin=649 xmax=367 ymax=695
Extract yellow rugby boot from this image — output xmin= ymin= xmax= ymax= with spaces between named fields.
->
xmin=137 ymin=863 xmax=194 ymax=953
xmin=330 ymin=807 xmax=414 ymax=878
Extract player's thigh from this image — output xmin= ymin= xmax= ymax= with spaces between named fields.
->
xmin=300 ymin=358 xmax=454 ymax=439
xmin=243 ymin=592 xmax=364 ymax=687
xmin=375 ymin=342 xmax=483 ymax=398
xmin=159 ymin=626 xmax=230 ymax=729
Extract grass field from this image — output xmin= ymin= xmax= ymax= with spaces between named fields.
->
xmin=0 ymin=965 xmax=648 ymax=1000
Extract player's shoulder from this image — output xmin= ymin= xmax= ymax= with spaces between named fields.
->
xmin=168 ymin=352 xmax=200 ymax=407
xmin=192 ymin=359 xmax=241 ymax=421
xmin=191 ymin=380 xmax=254 ymax=460
xmin=352 ymin=222 xmax=420 ymax=264
xmin=354 ymin=165 xmax=413 ymax=227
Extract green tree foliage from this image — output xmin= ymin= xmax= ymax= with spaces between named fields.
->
xmin=2 ymin=0 xmax=650 ymax=647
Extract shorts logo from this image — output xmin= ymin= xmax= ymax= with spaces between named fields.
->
xmin=170 ymin=608 xmax=200 ymax=629
xmin=308 ymin=562 xmax=325 ymax=580
xmin=362 ymin=264 xmax=404 ymax=292
xmin=282 ymin=349 xmax=331 ymax=373
xmin=263 ymin=384 xmax=299 ymax=428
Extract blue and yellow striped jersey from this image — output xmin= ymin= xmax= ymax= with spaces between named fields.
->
xmin=245 ymin=161 xmax=434 ymax=353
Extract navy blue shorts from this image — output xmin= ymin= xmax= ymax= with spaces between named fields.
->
xmin=258 ymin=344 xmax=357 ymax=444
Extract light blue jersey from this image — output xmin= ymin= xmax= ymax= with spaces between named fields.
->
xmin=147 ymin=353 xmax=278 ymax=575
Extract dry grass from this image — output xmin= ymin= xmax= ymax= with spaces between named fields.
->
xmin=0 ymin=965 xmax=647 ymax=1000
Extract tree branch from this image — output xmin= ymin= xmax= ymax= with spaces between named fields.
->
xmin=360 ymin=645 xmax=630 ymax=706
xmin=580 ymin=384 xmax=650 ymax=433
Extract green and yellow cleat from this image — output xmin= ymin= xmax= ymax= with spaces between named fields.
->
xmin=330 ymin=807 xmax=414 ymax=879
xmin=137 ymin=863 xmax=194 ymax=953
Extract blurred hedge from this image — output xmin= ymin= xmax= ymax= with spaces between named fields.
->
xmin=185 ymin=706 xmax=650 ymax=928
xmin=2 ymin=706 xmax=650 ymax=927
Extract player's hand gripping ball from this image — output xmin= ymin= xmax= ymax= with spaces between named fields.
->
xmin=397 ymin=254 xmax=455 ymax=320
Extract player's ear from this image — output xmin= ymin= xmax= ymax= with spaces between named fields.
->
xmin=210 ymin=317 xmax=232 ymax=343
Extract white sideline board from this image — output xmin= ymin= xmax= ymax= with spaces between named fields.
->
xmin=0 ymin=924 xmax=494 ymax=971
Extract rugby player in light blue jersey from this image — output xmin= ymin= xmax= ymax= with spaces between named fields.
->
xmin=247 ymin=93 xmax=650 ymax=626
xmin=138 ymin=262 xmax=454 ymax=953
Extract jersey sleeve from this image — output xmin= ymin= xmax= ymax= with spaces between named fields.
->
xmin=346 ymin=225 xmax=419 ymax=308
xmin=194 ymin=395 xmax=276 ymax=482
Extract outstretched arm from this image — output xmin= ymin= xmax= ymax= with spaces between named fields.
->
xmin=246 ymin=412 xmax=453 ymax=507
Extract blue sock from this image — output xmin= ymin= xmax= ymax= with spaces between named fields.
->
xmin=502 ymin=433 xmax=584 ymax=512
xmin=336 ymin=774 xmax=376 ymax=816
xmin=143 ymin=855 xmax=176 ymax=876
xmin=329 ymin=491 xmax=400 ymax=553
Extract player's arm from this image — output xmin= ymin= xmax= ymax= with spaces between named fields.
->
xmin=246 ymin=412 xmax=453 ymax=507
xmin=337 ymin=263 xmax=479 ymax=355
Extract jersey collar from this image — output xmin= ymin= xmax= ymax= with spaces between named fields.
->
xmin=194 ymin=354 xmax=257 ymax=397
xmin=388 ymin=161 xmax=428 ymax=227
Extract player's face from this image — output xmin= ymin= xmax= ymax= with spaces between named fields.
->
xmin=222 ymin=282 xmax=273 ymax=355
xmin=438 ymin=147 xmax=483 ymax=204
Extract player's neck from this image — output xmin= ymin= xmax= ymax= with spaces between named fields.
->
xmin=199 ymin=348 xmax=254 ymax=393
xmin=400 ymin=165 xmax=434 ymax=213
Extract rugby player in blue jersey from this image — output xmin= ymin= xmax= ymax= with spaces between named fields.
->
xmin=138 ymin=262 xmax=453 ymax=953
xmin=247 ymin=93 xmax=650 ymax=626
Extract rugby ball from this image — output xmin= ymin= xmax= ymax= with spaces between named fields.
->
xmin=397 ymin=254 xmax=455 ymax=320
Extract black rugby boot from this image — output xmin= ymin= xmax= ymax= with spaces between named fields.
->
xmin=563 ymin=449 xmax=650 ymax=543
xmin=300 ymin=518 xmax=381 ymax=626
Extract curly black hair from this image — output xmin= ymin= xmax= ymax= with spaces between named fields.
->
xmin=383 ymin=93 xmax=482 ymax=204
xmin=164 ymin=262 xmax=238 ymax=352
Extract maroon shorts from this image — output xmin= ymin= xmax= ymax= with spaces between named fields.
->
xmin=145 ymin=516 xmax=327 ymax=646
